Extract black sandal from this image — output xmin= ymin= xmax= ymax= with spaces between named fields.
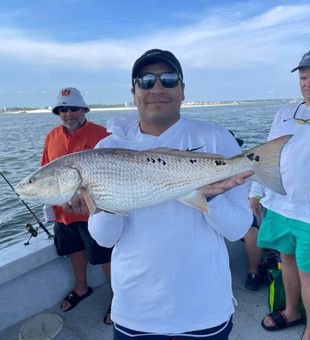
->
xmin=61 ymin=287 xmax=93 ymax=312
xmin=261 ymin=310 xmax=304 ymax=331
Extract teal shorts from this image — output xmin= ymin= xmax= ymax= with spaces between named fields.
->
xmin=258 ymin=209 xmax=310 ymax=273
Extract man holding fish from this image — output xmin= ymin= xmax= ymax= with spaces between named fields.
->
xmin=63 ymin=49 xmax=282 ymax=339
xmin=16 ymin=50 xmax=290 ymax=339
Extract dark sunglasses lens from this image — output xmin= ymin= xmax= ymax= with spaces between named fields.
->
xmin=136 ymin=73 xmax=180 ymax=90
xmin=69 ymin=106 xmax=81 ymax=112
xmin=137 ymin=74 xmax=156 ymax=90
xmin=58 ymin=106 xmax=80 ymax=113
xmin=160 ymin=73 xmax=179 ymax=88
xmin=58 ymin=107 xmax=67 ymax=113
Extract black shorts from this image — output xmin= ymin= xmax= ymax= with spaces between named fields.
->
xmin=240 ymin=215 xmax=259 ymax=242
xmin=53 ymin=221 xmax=112 ymax=265
xmin=252 ymin=215 xmax=260 ymax=229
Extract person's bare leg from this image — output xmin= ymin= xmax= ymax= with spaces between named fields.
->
xmin=103 ymin=262 xmax=113 ymax=324
xmin=299 ymin=271 xmax=310 ymax=340
xmin=244 ymin=227 xmax=262 ymax=274
xmin=263 ymin=253 xmax=301 ymax=327
xmin=61 ymin=250 xmax=89 ymax=311
xmin=244 ymin=227 xmax=262 ymax=290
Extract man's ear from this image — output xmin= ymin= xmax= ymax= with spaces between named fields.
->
xmin=131 ymin=87 xmax=136 ymax=105
xmin=181 ymin=83 xmax=185 ymax=101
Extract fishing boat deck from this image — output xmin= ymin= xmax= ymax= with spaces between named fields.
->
xmin=0 ymin=241 xmax=304 ymax=340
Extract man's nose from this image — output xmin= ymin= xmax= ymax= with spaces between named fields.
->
xmin=64 ymin=109 xmax=74 ymax=116
xmin=151 ymin=77 xmax=164 ymax=91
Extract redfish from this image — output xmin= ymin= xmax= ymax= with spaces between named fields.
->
xmin=15 ymin=135 xmax=292 ymax=215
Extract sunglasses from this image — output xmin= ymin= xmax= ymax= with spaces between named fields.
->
xmin=134 ymin=72 xmax=181 ymax=90
xmin=58 ymin=106 xmax=81 ymax=113
xmin=293 ymin=101 xmax=310 ymax=124
xmin=283 ymin=102 xmax=310 ymax=124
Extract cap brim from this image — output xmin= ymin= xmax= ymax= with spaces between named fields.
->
xmin=291 ymin=66 xmax=299 ymax=73
xmin=52 ymin=107 xmax=59 ymax=115
xmin=291 ymin=65 xmax=310 ymax=73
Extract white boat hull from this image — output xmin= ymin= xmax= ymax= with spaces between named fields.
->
xmin=0 ymin=232 xmax=108 ymax=331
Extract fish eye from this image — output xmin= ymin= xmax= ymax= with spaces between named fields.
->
xmin=27 ymin=178 xmax=34 ymax=184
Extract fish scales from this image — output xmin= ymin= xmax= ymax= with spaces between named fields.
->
xmin=15 ymin=135 xmax=292 ymax=214
xmin=77 ymin=150 xmax=246 ymax=209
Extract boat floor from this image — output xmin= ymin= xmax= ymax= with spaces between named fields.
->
xmin=1 ymin=242 xmax=304 ymax=340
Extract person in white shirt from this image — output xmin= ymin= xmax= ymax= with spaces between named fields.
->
xmin=65 ymin=49 xmax=253 ymax=339
xmin=249 ymin=51 xmax=310 ymax=339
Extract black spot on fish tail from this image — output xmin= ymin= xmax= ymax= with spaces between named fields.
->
xmin=247 ymin=153 xmax=260 ymax=162
xmin=215 ymin=160 xmax=226 ymax=166
xmin=247 ymin=153 xmax=254 ymax=161
xmin=189 ymin=159 xmax=197 ymax=164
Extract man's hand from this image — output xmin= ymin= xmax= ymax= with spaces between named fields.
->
xmin=249 ymin=196 xmax=264 ymax=225
xmin=62 ymin=195 xmax=90 ymax=215
xmin=198 ymin=170 xmax=254 ymax=197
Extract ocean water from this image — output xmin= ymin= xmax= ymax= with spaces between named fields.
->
xmin=0 ymin=103 xmax=283 ymax=250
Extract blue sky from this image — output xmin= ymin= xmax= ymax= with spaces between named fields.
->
xmin=0 ymin=0 xmax=309 ymax=108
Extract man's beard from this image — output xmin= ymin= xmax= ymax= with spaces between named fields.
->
xmin=63 ymin=119 xmax=84 ymax=130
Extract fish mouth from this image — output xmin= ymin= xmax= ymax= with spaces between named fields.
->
xmin=15 ymin=182 xmax=40 ymax=202
xmin=16 ymin=186 xmax=35 ymax=197
xmin=17 ymin=191 xmax=41 ymax=203
xmin=17 ymin=190 xmax=60 ymax=205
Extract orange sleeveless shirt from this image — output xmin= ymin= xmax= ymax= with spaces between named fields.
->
xmin=41 ymin=120 xmax=110 ymax=224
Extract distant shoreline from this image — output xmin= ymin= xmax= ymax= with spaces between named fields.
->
xmin=3 ymin=99 xmax=298 ymax=114
xmin=2 ymin=102 xmax=247 ymax=114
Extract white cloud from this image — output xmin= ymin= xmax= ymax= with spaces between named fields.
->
xmin=245 ymin=5 xmax=308 ymax=29
xmin=0 ymin=4 xmax=309 ymax=72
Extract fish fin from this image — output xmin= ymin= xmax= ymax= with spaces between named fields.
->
xmin=178 ymin=191 xmax=209 ymax=212
xmin=79 ymin=187 xmax=97 ymax=215
xmin=79 ymin=187 xmax=128 ymax=216
xmin=147 ymin=148 xmax=224 ymax=159
xmin=244 ymin=135 xmax=293 ymax=195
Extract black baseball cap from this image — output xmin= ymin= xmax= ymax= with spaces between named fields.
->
xmin=291 ymin=50 xmax=310 ymax=72
xmin=132 ymin=49 xmax=183 ymax=85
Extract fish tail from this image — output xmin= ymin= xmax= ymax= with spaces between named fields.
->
xmin=245 ymin=135 xmax=293 ymax=195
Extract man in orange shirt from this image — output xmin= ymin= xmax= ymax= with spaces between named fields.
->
xmin=42 ymin=87 xmax=112 ymax=324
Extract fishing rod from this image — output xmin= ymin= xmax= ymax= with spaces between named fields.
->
xmin=0 ymin=171 xmax=54 ymax=240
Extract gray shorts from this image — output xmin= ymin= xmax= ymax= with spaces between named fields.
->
xmin=53 ymin=221 xmax=112 ymax=265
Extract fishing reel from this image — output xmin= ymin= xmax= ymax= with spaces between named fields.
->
xmin=23 ymin=222 xmax=54 ymax=245
xmin=24 ymin=223 xmax=38 ymax=245
xmin=0 ymin=171 xmax=54 ymax=245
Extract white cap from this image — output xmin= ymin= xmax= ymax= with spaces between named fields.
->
xmin=52 ymin=87 xmax=89 ymax=114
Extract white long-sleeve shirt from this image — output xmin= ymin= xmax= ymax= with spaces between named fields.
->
xmin=89 ymin=116 xmax=252 ymax=333
xmin=250 ymin=101 xmax=310 ymax=223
